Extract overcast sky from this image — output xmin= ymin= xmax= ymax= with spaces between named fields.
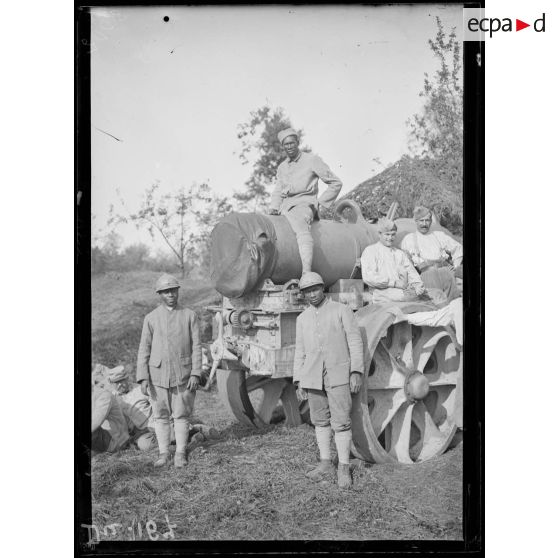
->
xmin=91 ymin=4 xmax=463 ymax=248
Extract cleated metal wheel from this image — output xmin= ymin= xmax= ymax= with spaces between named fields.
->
xmin=216 ymin=368 xmax=309 ymax=428
xmin=351 ymin=320 xmax=462 ymax=464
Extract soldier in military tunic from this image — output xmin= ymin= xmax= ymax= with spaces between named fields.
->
xmin=136 ymin=274 xmax=202 ymax=468
xmin=269 ymin=128 xmax=343 ymax=280
xmin=293 ymin=272 xmax=364 ymax=488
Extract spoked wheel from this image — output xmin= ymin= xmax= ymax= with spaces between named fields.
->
xmin=351 ymin=320 xmax=462 ymax=464
xmin=216 ymin=368 xmax=308 ymax=428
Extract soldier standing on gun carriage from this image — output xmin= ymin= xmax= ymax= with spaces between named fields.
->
xmin=293 ymin=272 xmax=364 ymax=489
xmin=268 ymin=128 xmax=343 ymax=280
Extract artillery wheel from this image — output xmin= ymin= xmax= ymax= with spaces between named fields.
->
xmin=351 ymin=320 xmax=462 ymax=464
xmin=216 ymin=368 xmax=309 ymax=428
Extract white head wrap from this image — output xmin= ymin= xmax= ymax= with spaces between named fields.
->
xmin=277 ymin=128 xmax=298 ymax=145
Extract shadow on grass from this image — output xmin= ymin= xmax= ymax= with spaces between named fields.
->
xmin=216 ymin=414 xmax=316 ymax=442
xmin=217 ymin=422 xmax=279 ymax=442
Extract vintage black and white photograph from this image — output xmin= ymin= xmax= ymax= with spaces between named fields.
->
xmin=80 ymin=2 xmax=479 ymax=546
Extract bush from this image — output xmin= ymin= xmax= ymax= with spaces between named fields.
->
xmin=91 ymin=242 xmax=183 ymax=275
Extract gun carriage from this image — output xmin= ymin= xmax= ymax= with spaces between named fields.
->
xmin=207 ymin=201 xmax=462 ymax=464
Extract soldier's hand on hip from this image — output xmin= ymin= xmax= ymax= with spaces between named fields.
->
xmin=139 ymin=380 xmax=149 ymax=396
xmin=187 ymin=375 xmax=200 ymax=391
xmin=350 ymin=372 xmax=362 ymax=394
xmin=296 ymin=386 xmax=308 ymax=402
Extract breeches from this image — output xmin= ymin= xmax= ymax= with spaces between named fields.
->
xmin=307 ymin=373 xmax=352 ymax=432
xmin=151 ymin=383 xmax=196 ymax=425
xmin=283 ymin=205 xmax=315 ymax=272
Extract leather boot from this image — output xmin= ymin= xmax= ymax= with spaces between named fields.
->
xmin=174 ymin=451 xmax=187 ymax=468
xmin=337 ymin=463 xmax=351 ymax=489
xmin=305 ymin=459 xmax=334 ymax=482
xmin=153 ymin=452 xmax=171 ymax=468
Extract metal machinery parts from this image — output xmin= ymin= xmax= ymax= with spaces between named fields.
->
xmin=207 ymin=201 xmax=463 ymax=463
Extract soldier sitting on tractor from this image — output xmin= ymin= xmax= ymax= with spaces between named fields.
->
xmin=361 ymin=218 xmax=463 ymax=349
xmin=360 ymin=218 xmax=427 ymax=303
xmin=268 ymin=127 xmax=343 ymax=281
xmin=401 ymin=206 xmax=463 ymax=301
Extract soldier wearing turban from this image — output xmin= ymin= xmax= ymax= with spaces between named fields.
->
xmin=268 ymin=127 xmax=343 ymax=280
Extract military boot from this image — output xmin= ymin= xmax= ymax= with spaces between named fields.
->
xmin=153 ymin=452 xmax=171 ymax=468
xmin=305 ymin=459 xmax=335 ymax=482
xmin=174 ymin=451 xmax=187 ymax=468
xmin=337 ymin=463 xmax=351 ymax=489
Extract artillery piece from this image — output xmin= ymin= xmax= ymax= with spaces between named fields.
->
xmin=207 ymin=201 xmax=462 ymax=464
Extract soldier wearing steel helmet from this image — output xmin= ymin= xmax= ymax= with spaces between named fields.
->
xmin=136 ymin=273 xmax=202 ymax=468
xmin=293 ymin=272 xmax=364 ymax=489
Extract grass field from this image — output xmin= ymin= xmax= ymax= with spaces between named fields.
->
xmin=90 ymin=270 xmax=463 ymax=541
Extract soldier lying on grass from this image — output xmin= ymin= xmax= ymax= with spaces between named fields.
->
xmin=91 ymin=364 xmax=218 ymax=455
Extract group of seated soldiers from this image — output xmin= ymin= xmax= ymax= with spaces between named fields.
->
xmin=91 ymin=361 xmax=217 ymax=455
xmin=361 ymin=204 xmax=463 ymax=348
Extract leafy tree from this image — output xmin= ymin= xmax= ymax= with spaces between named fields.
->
xmin=103 ymin=230 xmax=122 ymax=254
xmin=109 ymin=182 xmax=231 ymax=277
xmin=91 ymin=230 xmax=122 ymax=274
xmin=91 ymin=240 xmax=179 ymax=275
xmin=234 ymin=105 xmax=307 ymax=212
xmin=408 ymin=16 xmax=463 ymax=161
xmin=120 ymin=243 xmax=150 ymax=270
xmin=404 ymin=16 xmax=463 ymax=228
xmin=91 ymin=246 xmax=108 ymax=275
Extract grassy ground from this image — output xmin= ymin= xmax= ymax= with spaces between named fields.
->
xmin=92 ymin=270 xmax=220 ymax=368
xmin=90 ymin=271 xmax=463 ymax=541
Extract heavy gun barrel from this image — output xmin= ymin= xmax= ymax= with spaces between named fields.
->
xmin=210 ymin=213 xmax=375 ymax=297
xmin=209 ymin=202 xmax=449 ymax=298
